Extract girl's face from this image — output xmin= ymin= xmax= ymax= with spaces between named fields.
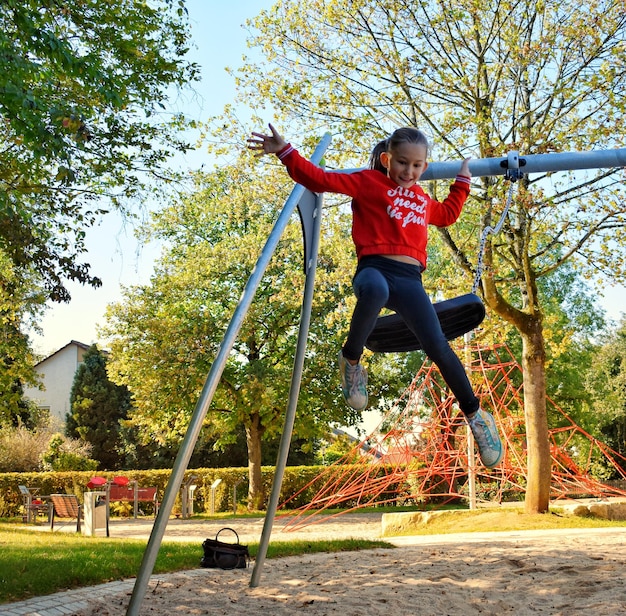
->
xmin=380 ymin=142 xmax=429 ymax=188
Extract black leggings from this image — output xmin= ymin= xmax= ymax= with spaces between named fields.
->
xmin=342 ymin=256 xmax=479 ymax=416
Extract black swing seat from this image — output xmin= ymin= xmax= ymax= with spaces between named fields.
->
xmin=365 ymin=293 xmax=486 ymax=353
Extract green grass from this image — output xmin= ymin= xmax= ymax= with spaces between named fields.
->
xmin=383 ymin=506 xmax=626 ymax=536
xmin=192 ymin=502 xmax=463 ymax=519
xmin=0 ymin=525 xmax=391 ymax=604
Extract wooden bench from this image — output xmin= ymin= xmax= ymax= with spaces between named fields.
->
xmin=49 ymin=494 xmax=82 ymax=532
xmin=108 ymin=484 xmax=159 ymax=518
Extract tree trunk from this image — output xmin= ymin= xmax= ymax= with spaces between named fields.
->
xmin=245 ymin=412 xmax=265 ymax=510
xmin=519 ymin=318 xmax=552 ymax=513
xmin=483 ymin=271 xmax=552 ymax=513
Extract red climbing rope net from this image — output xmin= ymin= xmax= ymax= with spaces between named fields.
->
xmin=279 ymin=342 xmax=626 ymax=531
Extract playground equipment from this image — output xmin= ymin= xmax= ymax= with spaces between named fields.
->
xmin=278 ymin=341 xmax=626 ymax=532
xmin=125 ymin=139 xmax=626 ymax=615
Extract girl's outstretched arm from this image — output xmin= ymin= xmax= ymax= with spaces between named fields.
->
xmin=247 ymin=123 xmax=288 ymax=156
xmin=249 ymin=124 xmax=363 ymax=198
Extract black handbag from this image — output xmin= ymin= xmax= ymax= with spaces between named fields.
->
xmin=200 ymin=527 xmax=249 ymax=569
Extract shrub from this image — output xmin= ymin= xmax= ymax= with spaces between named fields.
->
xmin=0 ymin=426 xmax=50 ymax=472
xmin=41 ymin=433 xmax=97 ymax=471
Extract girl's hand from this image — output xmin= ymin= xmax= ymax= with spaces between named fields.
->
xmin=247 ymin=123 xmax=288 ymax=156
xmin=459 ymin=157 xmax=472 ymax=178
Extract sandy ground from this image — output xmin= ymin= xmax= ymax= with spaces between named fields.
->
xmin=63 ymin=513 xmax=626 ymax=615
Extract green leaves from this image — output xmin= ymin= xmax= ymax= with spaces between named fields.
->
xmin=102 ymin=154 xmax=359 ymax=472
xmin=226 ymin=0 xmax=626 ymax=510
xmin=0 ymin=0 xmax=200 ymax=302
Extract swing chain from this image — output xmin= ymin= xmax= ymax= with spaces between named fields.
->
xmin=471 ymin=179 xmax=519 ymax=294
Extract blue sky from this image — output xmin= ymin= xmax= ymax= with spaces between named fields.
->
xmin=31 ymin=0 xmax=626 ymax=357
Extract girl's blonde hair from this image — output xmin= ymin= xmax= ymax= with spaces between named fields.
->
xmin=388 ymin=127 xmax=430 ymax=152
xmin=368 ymin=128 xmax=431 ymax=174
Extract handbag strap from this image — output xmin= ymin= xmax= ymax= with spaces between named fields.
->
xmin=215 ymin=527 xmax=240 ymax=544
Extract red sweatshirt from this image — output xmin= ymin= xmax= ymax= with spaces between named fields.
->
xmin=277 ymin=145 xmax=471 ymax=268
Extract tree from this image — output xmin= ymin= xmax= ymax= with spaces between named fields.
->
xmin=102 ymin=159 xmax=366 ymax=507
xmin=0 ymin=1 xmax=199 ymax=303
xmin=0 ymin=250 xmax=44 ymax=425
xmin=586 ymin=317 xmax=626 ymax=472
xmin=66 ymin=344 xmax=131 ymax=470
xmin=225 ymin=0 xmax=626 ymax=512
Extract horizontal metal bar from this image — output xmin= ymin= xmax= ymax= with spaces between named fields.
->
xmin=337 ymin=147 xmax=626 ymax=181
xmin=422 ymin=147 xmax=626 ymax=181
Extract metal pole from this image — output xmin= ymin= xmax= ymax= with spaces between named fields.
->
xmin=421 ymin=146 xmax=626 ymax=181
xmin=339 ymin=146 xmax=626 ymax=180
xmin=249 ymin=190 xmax=324 ymax=588
xmin=464 ymin=331 xmax=477 ymax=511
xmin=125 ymin=133 xmax=332 ymax=616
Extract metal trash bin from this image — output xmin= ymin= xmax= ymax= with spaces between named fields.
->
xmin=83 ymin=491 xmax=108 ymax=536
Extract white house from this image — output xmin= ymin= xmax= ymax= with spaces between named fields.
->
xmin=23 ymin=340 xmax=91 ymax=425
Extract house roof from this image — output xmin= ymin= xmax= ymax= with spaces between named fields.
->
xmin=34 ymin=340 xmax=92 ymax=367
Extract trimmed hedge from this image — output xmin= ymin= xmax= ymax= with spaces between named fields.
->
xmin=0 ymin=464 xmax=410 ymax=518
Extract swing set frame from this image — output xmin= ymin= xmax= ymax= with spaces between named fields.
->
xmin=125 ymin=138 xmax=626 ymax=615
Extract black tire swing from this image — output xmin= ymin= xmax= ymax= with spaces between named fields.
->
xmin=365 ymin=173 xmax=519 ymax=354
xmin=365 ymin=292 xmax=486 ymax=353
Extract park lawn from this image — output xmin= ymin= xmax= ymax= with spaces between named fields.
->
xmin=382 ymin=506 xmax=626 ymax=536
xmin=0 ymin=524 xmax=391 ymax=604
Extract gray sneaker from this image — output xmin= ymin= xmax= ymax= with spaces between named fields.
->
xmin=467 ymin=408 xmax=504 ymax=468
xmin=338 ymin=351 xmax=368 ymax=410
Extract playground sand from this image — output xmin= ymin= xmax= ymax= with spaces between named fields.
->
xmin=73 ymin=520 xmax=626 ymax=615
